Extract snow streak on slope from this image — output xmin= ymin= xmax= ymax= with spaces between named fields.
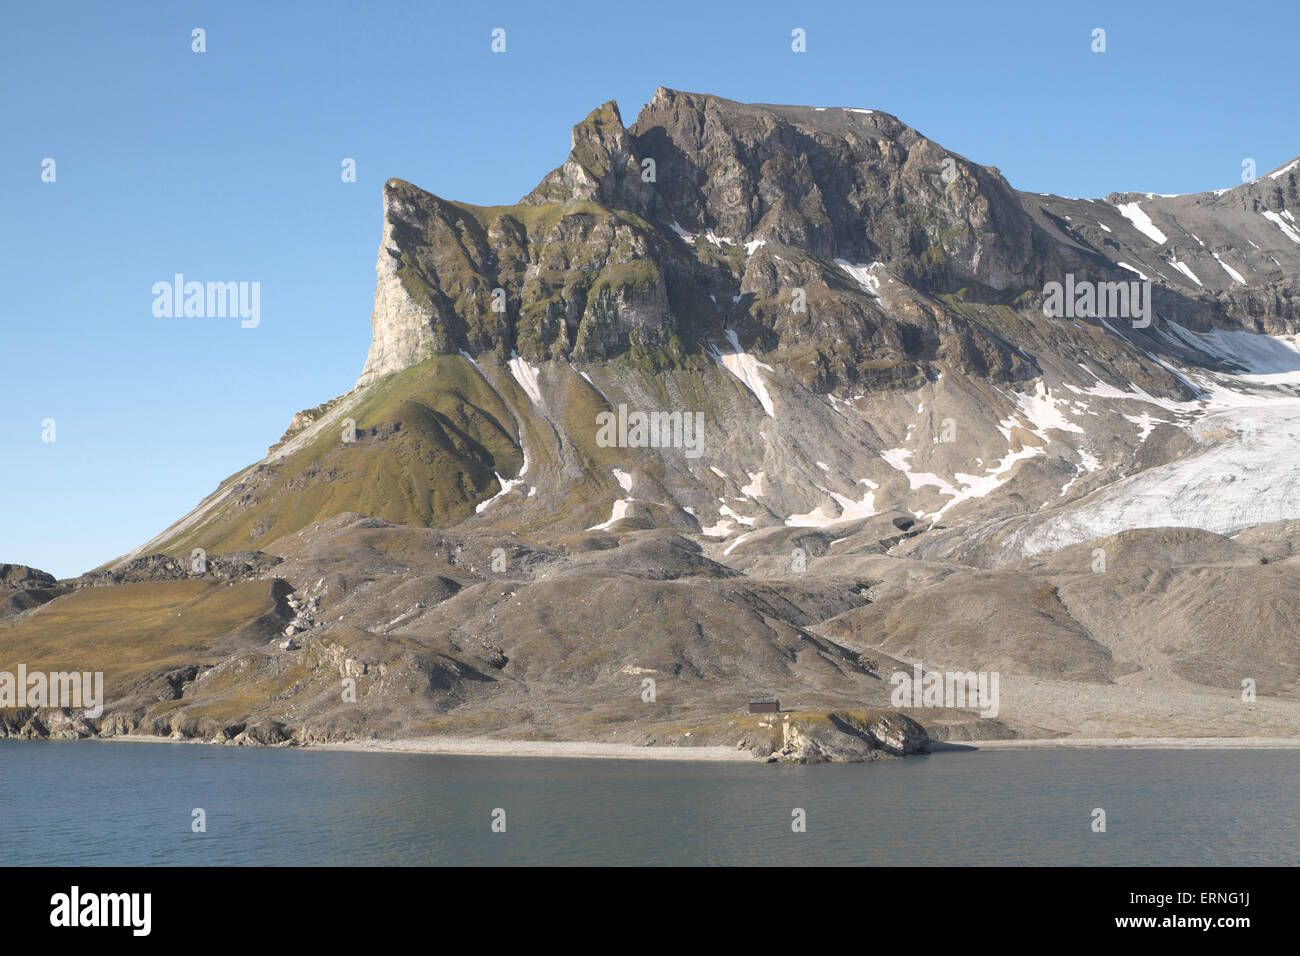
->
xmin=1269 ymin=159 xmax=1299 ymax=179
xmin=1213 ymin=253 xmax=1248 ymax=286
xmin=1166 ymin=258 xmax=1203 ymax=286
xmin=1115 ymin=202 xmax=1168 ymax=244
xmin=588 ymin=498 xmax=633 ymax=531
xmin=834 ymin=259 xmax=882 ymax=295
xmin=708 ymin=330 xmax=776 ymax=416
xmin=508 ymin=352 xmax=543 ymax=405
xmin=476 ymin=451 xmax=531 ymax=513
xmin=1262 ymin=210 xmax=1300 ymax=245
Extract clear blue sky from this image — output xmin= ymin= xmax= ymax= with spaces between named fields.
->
xmin=3 ymin=0 xmax=1297 ymax=578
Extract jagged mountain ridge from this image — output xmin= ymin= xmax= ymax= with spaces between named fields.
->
xmin=363 ymin=87 xmax=1300 ymax=385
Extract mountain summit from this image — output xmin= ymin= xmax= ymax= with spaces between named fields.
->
xmin=362 ymin=87 xmax=1300 ymax=386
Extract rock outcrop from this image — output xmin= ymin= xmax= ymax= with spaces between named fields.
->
xmin=755 ymin=710 xmax=931 ymax=763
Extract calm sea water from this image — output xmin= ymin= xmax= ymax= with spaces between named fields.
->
xmin=2 ymin=740 xmax=1297 ymax=865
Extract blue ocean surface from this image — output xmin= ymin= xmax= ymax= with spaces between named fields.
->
xmin=2 ymin=740 xmax=1296 ymax=865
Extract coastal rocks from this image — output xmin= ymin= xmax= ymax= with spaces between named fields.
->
xmin=233 ymin=719 xmax=293 ymax=746
xmin=0 ymin=708 xmax=96 ymax=740
xmin=758 ymin=711 xmax=931 ymax=763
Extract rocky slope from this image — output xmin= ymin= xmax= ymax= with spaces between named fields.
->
xmin=4 ymin=89 xmax=1299 ymax=758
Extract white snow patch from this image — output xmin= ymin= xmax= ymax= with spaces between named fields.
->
xmin=1268 ymin=160 xmax=1299 ymax=180
xmin=1004 ymin=381 xmax=1084 ymax=436
xmin=1166 ymin=257 xmax=1203 ymax=287
xmin=1162 ymin=323 xmax=1300 ymax=385
xmin=834 ymin=259 xmax=882 ymax=295
xmin=588 ymin=499 xmax=634 ymax=531
xmin=1262 ymin=210 xmax=1300 ymax=244
xmin=880 ymin=448 xmax=961 ymax=495
xmin=508 ymin=351 xmax=543 ymax=406
xmin=1115 ymin=202 xmax=1168 ymax=244
xmin=826 ymin=482 xmax=878 ymax=522
xmin=740 ymin=471 xmax=766 ymax=497
xmin=1123 ymin=412 xmax=1166 ymax=441
xmin=722 ymin=533 xmax=753 ymax=556
xmin=785 ymin=505 xmax=839 ymax=528
xmin=784 ymin=479 xmax=878 ymax=527
xmin=700 ymin=517 xmax=733 ymax=537
xmin=707 ymin=330 xmax=776 ymax=417
xmin=1212 ymin=253 xmax=1247 ymax=286
xmin=612 ymin=468 xmax=633 ymax=492
xmin=938 ymin=445 xmax=1043 ymax=517
xmin=476 ymin=470 xmax=528 ymax=514
xmin=719 ymin=504 xmax=755 ymax=527
xmin=1116 ymin=262 xmax=1149 ymax=280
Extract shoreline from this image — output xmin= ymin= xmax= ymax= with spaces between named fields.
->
xmin=311 ymin=737 xmax=757 ymax=762
xmin=77 ymin=732 xmax=1300 ymax=761
xmin=937 ymin=736 xmax=1300 ymax=751
xmin=92 ymin=733 xmax=756 ymax=762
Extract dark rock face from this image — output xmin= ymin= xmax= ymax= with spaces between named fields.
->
xmin=370 ymin=178 xmax=679 ymax=370
xmin=74 ymin=551 xmax=282 ymax=587
xmin=0 ymin=564 xmax=58 ymax=589
xmin=0 ymin=564 xmax=68 ymax=620
xmin=625 ymin=88 xmax=1065 ymax=291
xmin=524 ymin=100 xmax=656 ymax=216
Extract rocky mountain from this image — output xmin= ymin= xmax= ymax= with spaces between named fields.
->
xmin=4 ymin=89 xmax=1299 ymax=757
